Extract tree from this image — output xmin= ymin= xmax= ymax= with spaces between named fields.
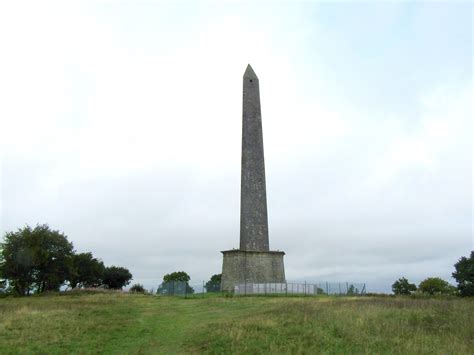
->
xmin=392 ymin=277 xmax=417 ymax=295
xmin=205 ymin=274 xmax=222 ymax=292
xmin=102 ymin=266 xmax=132 ymax=289
xmin=162 ymin=271 xmax=194 ymax=294
xmin=163 ymin=271 xmax=190 ymax=283
xmin=452 ymin=251 xmax=474 ymax=297
xmin=0 ymin=224 xmax=74 ymax=295
xmin=418 ymin=277 xmax=456 ymax=295
xmin=130 ymin=283 xmax=146 ymax=293
xmin=69 ymin=252 xmax=105 ymax=289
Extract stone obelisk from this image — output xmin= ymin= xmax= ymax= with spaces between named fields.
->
xmin=240 ymin=64 xmax=269 ymax=252
xmin=221 ymin=64 xmax=286 ymax=291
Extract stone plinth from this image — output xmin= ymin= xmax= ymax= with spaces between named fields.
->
xmin=221 ymin=249 xmax=285 ymax=291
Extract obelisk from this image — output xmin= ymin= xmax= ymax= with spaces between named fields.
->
xmin=240 ymin=64 xmax=269 ymax=252
xmin=221 ymin=64 xmax=286 ymax=291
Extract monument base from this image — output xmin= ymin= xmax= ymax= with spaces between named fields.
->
xmin=220 ymin=249 xmax=286 ymax=291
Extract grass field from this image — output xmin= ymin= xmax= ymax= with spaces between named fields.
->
xmin=0 ymin=292 xmax=473 ymax=354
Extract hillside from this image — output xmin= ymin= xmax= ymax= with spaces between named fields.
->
xmin=0 ymin=292 xmax=473 ymax=354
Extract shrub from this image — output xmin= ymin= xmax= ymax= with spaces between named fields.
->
xmin=130 ymin=284 xmax=146 ymax=293
xmin=418 ymin=277 xmax=456 ymax=295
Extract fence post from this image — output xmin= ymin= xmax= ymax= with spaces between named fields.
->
xmin=304 ymin=281 xmax=307 ymax=296
xmin=202 ymin=280 xmax=205 ymax=298
xmin=326 ymin=282 xmax=329 ymax=295
xmin=286 ymin=282 xmax=288 ymax=296
xmin=339 ymin=283 xmax=341 ymax=295
xmin=346 ymin=282 xmax=349 ymax=294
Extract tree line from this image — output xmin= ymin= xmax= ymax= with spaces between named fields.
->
xmin=2 ymin=224 xmax=472 ymax=297
xmin=0 ymin=224 xmax=132 ymax=295
xmin=392 ymin=251 xmax=474 ymax=297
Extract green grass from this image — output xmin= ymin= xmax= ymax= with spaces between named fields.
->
xmin=0 ymin=292 xmax=473 ymax=354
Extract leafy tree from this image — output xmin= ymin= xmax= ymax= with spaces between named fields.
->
xmin=204 ymin=274 xmax=222 ymax=292
xmin=418 ymin=277 xmax=456 ymax=295
xmin=69 ymin=252 xmax=105 ymax=289
xmin=163 ymin=271 xmax=190 ymax=283
xmin=392 ymin=277 xmax=417 ymax=295
xmin=102 ymin=266 xmax=132 ymax=289
xmin=452 ymin=251 xmax=474 ymax=297
xmin=130 ymin=283 xmax=146 ymax=293
xmin=162 ymin=271 xmax=194 ymax=294
xmin=0 ymin=224 xmax=74 ymax=295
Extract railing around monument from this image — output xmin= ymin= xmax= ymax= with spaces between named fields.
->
xmin=156 ymin=281 xmax=222 ymax=297
xmin=155 ymin=281 xmax=366 ymax=297
xmin=233 ymin=282 xmax=366 ymax=296
xmin=156 ymin=281 xmax=192 ymax=296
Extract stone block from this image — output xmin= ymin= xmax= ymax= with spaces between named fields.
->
xmin=221 ymin=249 xmax=285 ymax=291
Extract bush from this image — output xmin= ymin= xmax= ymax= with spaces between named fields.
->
xmin=452 ymin=251 xmax=474 ymax=297
xmin=392 ymin=277 xmax=417 ymax=295
xmin=418 ymin=277 xmax=456 ymax=295
xmin=130 ymin=284 xmax=146 ymax=293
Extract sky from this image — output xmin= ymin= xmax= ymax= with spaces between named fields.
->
xmin=0 ymin=1 xmax=472 ymax=293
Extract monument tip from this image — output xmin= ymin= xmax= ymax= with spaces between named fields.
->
xmin=244 ymin=64 xmax=258 ymax=80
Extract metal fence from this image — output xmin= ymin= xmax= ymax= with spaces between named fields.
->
xmin=234 ymin=282 xmax=366 ymax=296
xmin=156 ymin=281 xmax=194 ymax=296
xmin=156 ymin=281 xmax=366 ymax=297
xmin=156 ymin=281 xmax=220 ymax=296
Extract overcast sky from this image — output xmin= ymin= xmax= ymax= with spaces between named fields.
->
xmin=1 ymin=1 xmax=472 ymax=292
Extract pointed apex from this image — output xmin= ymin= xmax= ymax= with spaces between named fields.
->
xmin=244 ymin=64 xmax=258 ymax=80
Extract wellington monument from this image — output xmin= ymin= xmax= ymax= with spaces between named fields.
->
xmin=221 ymin=65 xmax=286 ymax=291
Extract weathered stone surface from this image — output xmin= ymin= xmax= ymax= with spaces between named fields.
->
xmin=220 ymin=64 xmax=286 ymax=291
xmin=240 ymin=65 xmax=269 ymax=251
xmin=221 ymin=250 xmax=285 ymax=291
